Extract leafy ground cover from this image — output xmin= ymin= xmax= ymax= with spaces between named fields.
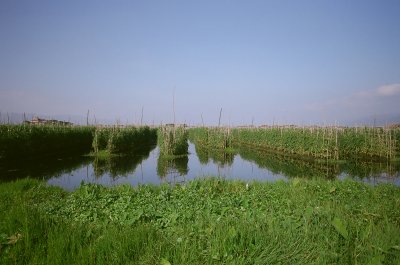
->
xmin=1 ymin=178 xmax=399 ymax=264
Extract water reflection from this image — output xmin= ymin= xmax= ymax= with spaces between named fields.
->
xmin=236 ymin=146 xmax=339 ymax=179
xmin=1 ymin=140 xmax=399 ymax=189
xmin=157 ymin=155 xmax=188 ymax=177
xmin=0 ymin=155 xmax=92 ymax=182
xmin=194 ymin=144 xmax=235 ymax=166
xmin=157 ymin=155 xmax=189 ymax=184
xmin=93 ymin=145 xmax=156 ymax=179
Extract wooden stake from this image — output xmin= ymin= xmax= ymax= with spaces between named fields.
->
xmin=218 ymin=108 xmax=222 ymax=127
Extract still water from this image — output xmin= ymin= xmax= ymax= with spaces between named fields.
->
xmin=1 ymin=142 xmax=399 ymax=190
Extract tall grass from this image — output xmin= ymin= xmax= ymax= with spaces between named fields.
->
xmin=1 ymin=178 xmax=399 ymax=264
xmin=189 ymin=127 xmax=232 ymax=150
xmin=0 ymin=124 xmax=94 ymax=160
xmin=92 ymin=126 xmax=157 ymax=155
xmin=157 ymin=126 xmax=188 ymax=156
xmin=189 ymin=127 xmax=234 ymax=165
xmin=232 ymin=126 xmax=398 ymax=161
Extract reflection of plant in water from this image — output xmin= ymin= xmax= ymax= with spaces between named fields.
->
xmin=238 ymin=145 xmax=400 ymax=179
xmin=92 ymin=145 xmax=156 ymax=179
xmin=189 ymin=128 xmax=235 ymax=167
xmin=210 ymin=151 xmax=235 ymax=167
xmin=339 ymin=160 xmax=400 ymax=178
xmin=157 ymin=155 xmax=188 ymax=179
xmin=0 ymin=155 xmax=92 ymax=181
xmin=192 ymin=140 xmax=236 ymax=166
xmin=194 ymin=144 xmax=209 ymax=164
xmin=237 ymin=146 xmax=339 ymax=179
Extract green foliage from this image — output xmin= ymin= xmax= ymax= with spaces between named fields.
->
xmin=189 ymin=127 xmax=232 ymax=150
xmin=231 ymin=127 xmax=398 ymax=161
xmin=92 ymin=128 xmax=111 ymax=153
xmin=0 ymin=124 xmax=94 ymax=160
xmin=92 ymin=126 xmax=157 ymax=155
xmin=1 ymin=178 xmax=399 ymax=264
xmin=331 ymin=217 xmax=349 ymax=239
xmin=158 ymin=126 xmax=188 ymax=156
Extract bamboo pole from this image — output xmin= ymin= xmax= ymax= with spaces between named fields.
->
xmin=218 ymin=108 xmax=222 ymax=127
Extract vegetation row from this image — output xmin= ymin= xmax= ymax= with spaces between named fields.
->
xmin=189 ymin=127 xmax=400 ymax=161
xmin=232 ymin=127 xmax=399 ymax=161
xmin=0 ymin=124 xmax=94 ymax=160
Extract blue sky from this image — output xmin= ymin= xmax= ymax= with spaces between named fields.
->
xmin=1 ymin=0 xmax=399 ymax=125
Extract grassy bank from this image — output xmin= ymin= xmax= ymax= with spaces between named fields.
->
xmin=0 ymin=124 xmax=94 ymax=160
xmin=1 ymin=178 xmax=399 ymax=264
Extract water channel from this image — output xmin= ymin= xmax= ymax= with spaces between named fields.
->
xmin=0 ymin=142 xmax=399 ymax=190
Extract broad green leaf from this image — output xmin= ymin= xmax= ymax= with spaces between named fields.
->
xmin=292 ymin=178 xmax=300 ymax=186
xmin=390 ymin=245 xmax=400 ymax=251
xmin=331 ymin=217 xmax=348 ymax=239
xmin=367 ymin=255 xmax=384 ymax=265
xmin=304 ymin=206 xmax=313 ymax=219
xmin=160 ymin=258 xmax=171 ymax=265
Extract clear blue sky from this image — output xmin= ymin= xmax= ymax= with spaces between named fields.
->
xmin=1 ymin=0 xmax=400 ymax=125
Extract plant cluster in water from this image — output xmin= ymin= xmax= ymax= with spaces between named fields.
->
xmin=92 ymin=126 xmax=157 ymax=155
xmin=157 ymin=126 xmax=189 ymax=157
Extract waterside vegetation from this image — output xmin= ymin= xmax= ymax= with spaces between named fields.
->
xmin=231 ymin=127 xmax=399 ymax=161
xmin=188 ymin=126 xmax=400 ymax=162
xmin=92 ymin=126 xmax=157 ymax=155
xmin=1 ymin=178 xmax=399 ymax=264
xmin=0 ymin=124 xmax=94 ymax=160
xmin=158 ymin=126 xmax=188 ymax=157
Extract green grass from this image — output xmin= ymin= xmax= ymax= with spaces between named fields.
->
xmin=1 ymin=178 xmax=399 ymax=264
xmin=0 ymin=124 xmax=94 ymax=160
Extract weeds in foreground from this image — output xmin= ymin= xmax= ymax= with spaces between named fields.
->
xmin=0 ymin=178 xmax=399 ymax=264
